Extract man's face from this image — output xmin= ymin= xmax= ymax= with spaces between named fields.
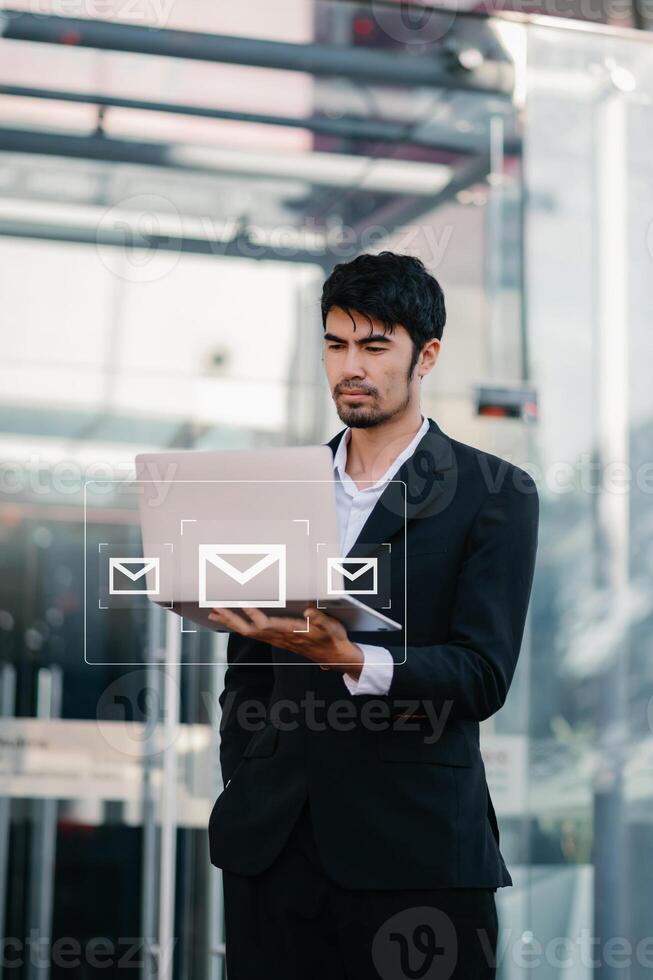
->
xmin=323 ymin=306 xmax=424 ymax=429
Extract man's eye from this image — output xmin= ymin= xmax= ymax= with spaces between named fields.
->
xmin=326 ymin=344 xmax=385 ymax=352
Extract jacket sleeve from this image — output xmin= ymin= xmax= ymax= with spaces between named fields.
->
xmin=384 ymin=470 xmax=539 ymax=722
xmin=218 ymin=632 xmax=274 ymax=784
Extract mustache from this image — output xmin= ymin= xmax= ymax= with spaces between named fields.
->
xmin=336 ymin=384 xmax=377 ymax=396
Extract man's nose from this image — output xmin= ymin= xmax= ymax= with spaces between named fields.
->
xmin=342 ymin=348 xmax=366 ymax=377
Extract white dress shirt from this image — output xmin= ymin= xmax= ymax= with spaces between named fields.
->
xmin=332 ymin=415 xmax=430 ymax=695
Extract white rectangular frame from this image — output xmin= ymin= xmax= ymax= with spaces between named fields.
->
xmin=84 ymin=479 xmax=407 ymax=666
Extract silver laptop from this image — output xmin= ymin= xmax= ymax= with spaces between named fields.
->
xmin=134 ymin=445 xmax=401 ymax=633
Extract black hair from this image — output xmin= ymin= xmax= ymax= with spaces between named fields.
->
xmin=320 ymin=251 xmax=446 ymax=375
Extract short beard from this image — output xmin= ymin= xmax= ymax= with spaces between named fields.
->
xmin=335 ymin=387 xmax=411 ymax=429
xmin=335 ymin=355 xmax=418 ymax=428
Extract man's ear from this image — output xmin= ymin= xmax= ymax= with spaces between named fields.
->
xmin=419 ymin=339 xmax=441 ymax=378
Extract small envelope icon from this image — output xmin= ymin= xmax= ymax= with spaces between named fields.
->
xmin=109 ymin=558 xmax=160 ymax=595
xmin=198 ymin=544 xmax=286 ymax=608
xmin=327 ymin=557 xmax=378 ymax=595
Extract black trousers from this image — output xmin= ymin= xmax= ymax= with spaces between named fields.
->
xmin=222 ymin=798 xmax=499 ymax=979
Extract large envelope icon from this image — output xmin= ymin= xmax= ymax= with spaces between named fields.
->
xmin=327 ymin=557 xmax=378 ymax=595
xmin=199 ymin=544 xmax=286 ymax=608
xmin=109 ymin=558 xmax=160 ymax=595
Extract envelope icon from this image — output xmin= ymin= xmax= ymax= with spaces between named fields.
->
xmin=199 ymin=544 xmax=286 ymax=608
xmin=327 ymin=557 xmax=378 ymax=595
xmin=109 ymin=558 xmax=160 ymax=595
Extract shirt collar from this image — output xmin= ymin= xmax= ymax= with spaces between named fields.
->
xmin=332 ymin=415 xmax=429 ymax=495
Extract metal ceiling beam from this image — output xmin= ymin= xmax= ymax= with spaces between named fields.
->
xmin=0 ymin=84 xmax=520 ymax=156
xmin=0 ymin=10 xmax=513 ymax=96
xmin=352 ymin=151 xmax=491 ymax=236
xmin=0 ymin=126 xmax=460 ymax=195
xmin=0 ymin=159 xmax=489 ymax=267
xmin=0 ymin=216 xmax=334 ymax=267
xmin=0 ymin=126 xmax=170 ymax=169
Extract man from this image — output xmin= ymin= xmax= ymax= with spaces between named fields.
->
xmin=208 ymin=251 xmax=539 ymax=978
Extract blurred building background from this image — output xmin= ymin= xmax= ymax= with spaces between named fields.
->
xmin=0 ymin=1 xmax=652 ymax=977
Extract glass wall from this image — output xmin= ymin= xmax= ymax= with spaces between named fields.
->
xmin=0 ymin=4 xmax=525 ymax=976
xmin=0 ymin=2 xmax=651 ymax=977
xmin=523 ymin=20 xmax=653 ymax=979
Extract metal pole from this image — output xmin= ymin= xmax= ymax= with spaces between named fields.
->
xmin=140 ymin=605 xmax=164 ymax=980
xmin=486 ymin=113 xmax=505 ymax=382
xmin=157 ymin=616 xmax=180 ymax=980
xmin=26 ymin=665 xmax=63 ymax=980
xmin=0 ymin=84 xmax=519 ymax=156
xmin=0 ymin=664 xmax=17 ymax=980
xmin=591 ymin=87 xmax=629 ymax=980
xmin=0 ymin=12 xmax=512 ymax=95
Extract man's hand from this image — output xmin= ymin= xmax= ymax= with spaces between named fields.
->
xmin=208 ymin=606 xmax=364 ymax=680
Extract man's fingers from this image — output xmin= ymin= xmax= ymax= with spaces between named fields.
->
xmin=209 ymin=607 xmax=311 ymax=636
xmin=208 ymin=608 xmax=252 ymax=634
xmin=263 ymin=615 xmax=311 ymax=633
xmin=303 ymin=607 xmax=340 ymax=636
xmin=223 ymin=606 xmax=298 ymax=633
xmin=242 ymin=607 xmax=270 ymax=630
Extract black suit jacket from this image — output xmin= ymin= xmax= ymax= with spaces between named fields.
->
xmin=208 ymin=417 xmax=539 ymax=889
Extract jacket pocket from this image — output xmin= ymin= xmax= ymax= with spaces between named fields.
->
xmin=377 ymin=728 xmax=472 ymax=766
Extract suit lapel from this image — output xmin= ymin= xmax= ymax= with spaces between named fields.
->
xmin=325 ymin=417 xmax=455 ymax=558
